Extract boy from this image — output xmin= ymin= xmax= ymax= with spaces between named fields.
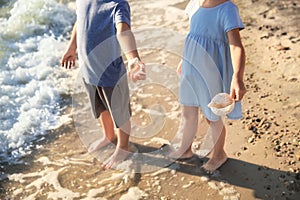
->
xmin=61 ymin=0 xmax=145 ymax=169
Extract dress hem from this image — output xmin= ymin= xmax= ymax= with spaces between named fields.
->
xmin=179 ymin=101 xmax=242 ymax=121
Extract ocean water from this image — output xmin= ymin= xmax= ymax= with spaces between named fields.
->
xmin=0 ymin=0 xmax=76 ymax=163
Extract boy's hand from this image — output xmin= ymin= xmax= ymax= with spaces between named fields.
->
xmin=61 ymin=49 xmax=76 ymax=69
xmin=230 ymin=77 xmax=246 ymax=102
xmin=127 ymin=57 xmax=146 ymax=82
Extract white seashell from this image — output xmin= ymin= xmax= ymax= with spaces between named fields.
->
xmin=208 ymin=93 xmax=235 ymax=116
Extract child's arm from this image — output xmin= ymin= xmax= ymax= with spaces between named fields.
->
xmin=116 ymin=22 xmax=145 ymax=82
xmin=227 ymin=28 xmax=247 ymax=101
xmin=177 ymin=59 xmax=182 ymax=76
xmin=116 ymin=22 xmax=139 ymax=60
xmin=61 ymin=22 xmax=77 ymax=69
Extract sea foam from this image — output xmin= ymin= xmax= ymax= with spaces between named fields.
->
xmin=0 ymin=0 xmax=76 ymax=163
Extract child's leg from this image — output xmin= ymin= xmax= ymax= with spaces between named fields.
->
xmin=202 ymin=119 xmax=228 ymax=172
xmin=102 ymin=120 xmax=131 ymax=169
xmin=101 ymin=77 xmax=132 ymax=169
xmin=169 ymin=106 xmax=199 ymax=159
xmin=100 ymin=110 xmax=116 ymax=141
xmin=88 ymin=110 xmax=116 ymax=152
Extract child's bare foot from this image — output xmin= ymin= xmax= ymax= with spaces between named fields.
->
xmin=201 ymin=153 xmax=228 ymax=174
xmin=101 ymin=147 xmax=131 ymax=169
xmin=168 ymin=146 xmax=194 ymax=160
xmin=88 ymin=137 xmax=116 ymax=153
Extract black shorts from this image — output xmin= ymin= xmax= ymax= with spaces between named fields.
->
xmin=82 ymin=77 xmax=131 ymax=128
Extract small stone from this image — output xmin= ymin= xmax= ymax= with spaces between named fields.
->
xmin=258 ymin=118 xmax=266 ymax=127
xmin=281 ymin=32 xmax=287 ymax=36
xmin=235 ymin=152 xmax=242 ymax=157
xmin=242 ymin=146 xmax=248 ymax=151
xmin=245 ymin=124 xmax=254 ymax=130
xmin=288 ymin=77 xmax=298 ymax=82
xmin=289 ymin=160 xmax=296 ymax=165
xmin=274 ymin=44 xmax=290 ymax=51
xmin=248 ymin=136 xmax=255 ymax=143
xmin=275 ymin=145 xmax=281 ymax=152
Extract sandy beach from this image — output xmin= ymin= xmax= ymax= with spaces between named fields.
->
xmin=0 ymin=0 xmax=299 ymax=199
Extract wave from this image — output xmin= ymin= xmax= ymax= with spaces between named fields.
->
xmin=0 ymin=0 xmax=76 ymax=163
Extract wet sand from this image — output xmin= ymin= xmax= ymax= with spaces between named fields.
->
xmin=1 ymin=0 xmax=300 ymax=199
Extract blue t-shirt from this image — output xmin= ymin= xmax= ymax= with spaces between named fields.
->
xmin=76 ymin=0 xmax=131 ymax=86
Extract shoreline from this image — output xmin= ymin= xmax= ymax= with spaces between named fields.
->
xmin=1 ymin=0 xmax=300 ymax=199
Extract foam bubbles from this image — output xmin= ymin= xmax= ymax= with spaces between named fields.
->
xmin=0 ymin=0 xmax=76 ymax=162
xmin=3 ymin=0 xmax=75 ymax=39
xmin=119 ymin=187 xmax=148 ymax=200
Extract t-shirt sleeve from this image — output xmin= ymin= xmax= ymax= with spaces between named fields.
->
xmin=114 ymin=1 xmax=131 ymax=27
xmin=222 ymin=4 xmax=244 ymax=32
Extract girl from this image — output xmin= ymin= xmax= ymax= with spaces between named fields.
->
xmin=170 ymin=0 xmax=246 ymax=173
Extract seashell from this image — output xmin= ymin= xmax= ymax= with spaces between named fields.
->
xmin=208 ymin=93 xmax=235 ymax=116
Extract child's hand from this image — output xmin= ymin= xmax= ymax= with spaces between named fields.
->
xmin=127 ymin=57 xmax=146 ymax=82
xmin=61 ymin=49 xmax=76 ymax=69
xmin=230 ymin=77 xmax=247 ymax=102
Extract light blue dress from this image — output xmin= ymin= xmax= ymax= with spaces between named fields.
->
xmin=180 ymin=1 xmax=244 ymax=121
